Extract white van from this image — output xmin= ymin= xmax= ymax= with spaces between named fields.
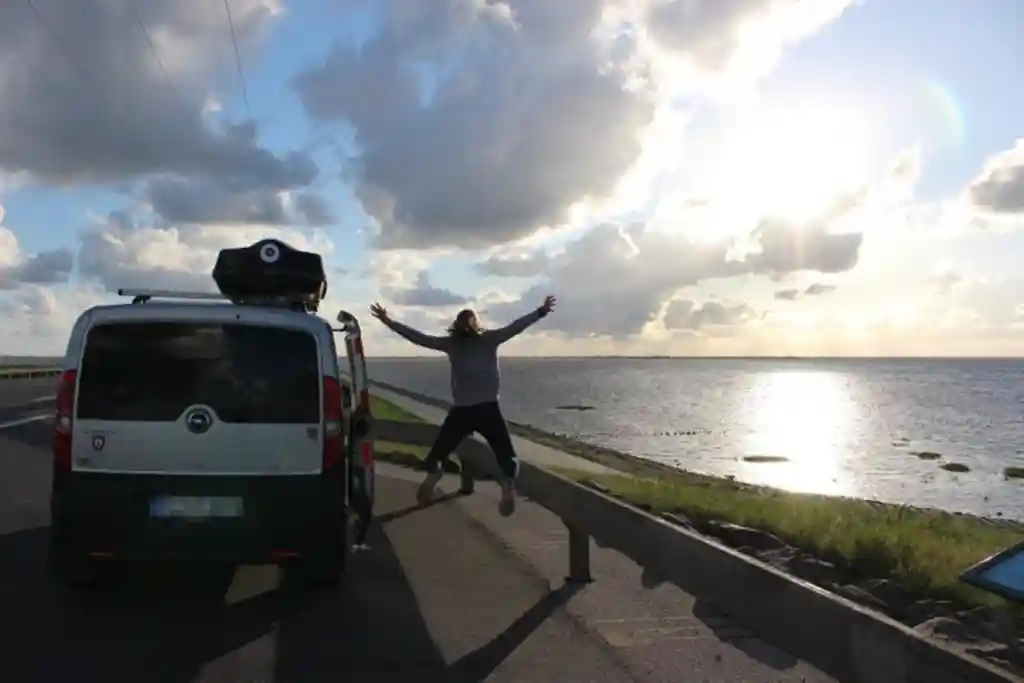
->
xmin=48 ymin=240 xmax=375 ymax=588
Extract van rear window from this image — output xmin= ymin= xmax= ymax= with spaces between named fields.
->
xmin=76 ymin=322 xmax=320 ymax=423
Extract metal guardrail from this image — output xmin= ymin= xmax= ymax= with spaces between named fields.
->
xmin=375 ymin=419 xmax=1017 ymax=683
xmin=0 ymin=366 xmax=62 ymax=380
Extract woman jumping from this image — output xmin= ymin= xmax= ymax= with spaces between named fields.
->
xmin=370 ymin=295 xmax=556 ymax=516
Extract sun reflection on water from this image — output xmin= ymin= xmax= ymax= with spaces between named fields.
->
xmin=739 ymin=371 xmax=858 ymax=496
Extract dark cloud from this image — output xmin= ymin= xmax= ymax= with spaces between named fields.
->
xmin=294 ymin=0 xmax=656 ymax=250
xmin=13 ymin=248 xmax=74 ymax=285
xmin=663 ymin=299 xmax=755 ymax=332
xmin=483 ymin=223 xmax=732 ymax=338
xmin=774 ymin=288 xmax=800 ymax=301
xmin=968 ymin=140 xmax=1024 ymax=214
xmin=476 ymin=249 xmax=552 ymax=277
xmin=0 ymin=0 xmax=329 ymax=224
xmin=485 ymin=203 xmax=864 ymax=337
xmin=289 ymin=0 xmax=858 ymax=251
xmin=752 ymin=218 xmax=861 ymax=274
xmin=0 ymin=226 xmax=74 ymax=289
xmin=143 ymin=144 xmax=333 ymax=226
xmin=647 ymin=0 xmax=768 ymax=69
xmin=292 ymin=191 xmax=335 ymax=225
xmin=646 ymin=0 xmax=854 ymax=71
xmin=803 ymin=282 xmax=836 ymax=296
xmin=774 ymin=282 xmax=836 ymax=301
xmin=386 ymin=272 xmax=469 ymax=307
xmin=747 ymin=191 xmax=866 ymax=274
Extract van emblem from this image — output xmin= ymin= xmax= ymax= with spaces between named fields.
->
xmin=91 ymin=436 xmax=105 ymax=451
xmin=185 ymin=409 xmax=213 ymax=434
xmin=259 ymin=242 xmax=281 ymax=263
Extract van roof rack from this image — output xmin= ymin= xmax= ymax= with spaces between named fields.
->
xmin=117 ymin=288 xmax=315 ymax=312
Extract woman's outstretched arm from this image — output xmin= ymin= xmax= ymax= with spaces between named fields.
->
xmin=482 ymin=295 xmax=557 ymax=345
xmin=370 ymin=303 xmax=451 ymax=352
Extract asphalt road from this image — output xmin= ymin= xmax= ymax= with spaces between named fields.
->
xmin=0 ymin=378 xmax=837 ymax=683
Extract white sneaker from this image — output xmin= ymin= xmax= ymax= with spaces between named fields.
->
xmin=417 ymin=471 xmax=442 ymax=505
xmin=499 ymin=479 xmax=516 ymax=517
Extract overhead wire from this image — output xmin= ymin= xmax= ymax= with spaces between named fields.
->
xmin=21 ymin=0 xmax=192 ymax=132
xmin=25 ymin=0 xmax=271 ymax=171
xmin=22 ymin=0 xmax=99 ymax=85
xmin=221 ymin=0 xmax=253 ymax=120
xmin=126 ymin=0 xmax=188 ymax=117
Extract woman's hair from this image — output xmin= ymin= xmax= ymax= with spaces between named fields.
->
xmin=448 ymin=308 xmax=483 ymax=338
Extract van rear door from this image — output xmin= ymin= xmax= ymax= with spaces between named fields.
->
xmin=72 ymin=320 xmax=324 ymax=476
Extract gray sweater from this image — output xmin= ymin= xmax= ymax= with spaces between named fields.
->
xmin=383 ymin=309 xmax=544 ymax=407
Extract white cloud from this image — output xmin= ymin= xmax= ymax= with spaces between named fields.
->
xmin=292 ymin=0 xmax=857 ymax=251
xmin=0 ymin=209 xmax=74 ymax=289
xmin=2 ymin=0 xmax=1021 ymax=358
xmin=76 ymin=212 xmax=334 ymax=293
xmin=0 ymin=284 xmax=107 ymax=355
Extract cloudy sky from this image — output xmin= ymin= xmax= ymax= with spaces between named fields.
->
xmin=1 ymin=0 xmax=1023 ymax=357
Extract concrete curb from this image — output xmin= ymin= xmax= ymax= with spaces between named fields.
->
xmin=375 ymin=418 xmax=1019 ymax=683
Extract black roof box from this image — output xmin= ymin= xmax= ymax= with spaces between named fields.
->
xmin=212 ymin=239 xmax=327 ymax=311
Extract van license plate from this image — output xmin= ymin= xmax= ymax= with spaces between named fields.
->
xmin=149 ymin=496 xmax=243 ymax=519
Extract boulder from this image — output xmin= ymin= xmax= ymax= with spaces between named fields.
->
xmin=860 ymin=578 xmax=917 ymax=615
xmin=705 ymin=521 xmax=788 ymax=552
xmin=915 ymin=616 xmax=989 ymax=644
xmin=660 ymin=512 xmax=694 ymax=529
xmin=782 ymin=553 xmax=840 ymax=584
xmin=904 ymin=599 xmax=956 ymax=626
xmin=835 ymin=584 xmax=887 ymax=611
xmin=910 ymin=451 xmax=942 ymax=460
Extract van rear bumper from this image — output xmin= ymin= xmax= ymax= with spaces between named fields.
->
xmin=50 ymin=470 xmax=348 ymax=564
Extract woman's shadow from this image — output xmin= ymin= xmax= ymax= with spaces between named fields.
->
xmin=0 ymin=526 xmax=286 ymax=682
xmin=0 ymin=524 xmax=579 ymax=683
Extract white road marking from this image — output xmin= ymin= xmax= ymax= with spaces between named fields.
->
xmin=0 ymin=395 xmax=56 ymax=411
xmin=0 ymin=414 xmax=50 ymax=430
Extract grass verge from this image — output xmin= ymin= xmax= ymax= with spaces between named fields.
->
xmin=368 ymin=387 xmax=1023 ymax=612
xmin=369 ymin=394 xmax=426 ymax=424
xmin=369 ymin=394 xmax=468 ymax=473
xmin=553 ymin=467 xmax=1023 ymax=610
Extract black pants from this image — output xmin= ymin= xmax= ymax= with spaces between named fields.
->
xmin=423 ymin=401 xmax=519 ymax=481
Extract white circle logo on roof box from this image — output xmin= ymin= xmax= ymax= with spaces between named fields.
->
xmin=260 ymin=242 xmax=281 ymax=263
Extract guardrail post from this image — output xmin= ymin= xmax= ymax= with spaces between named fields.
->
xmin=565 ymin=521 xmax=593 ymax=583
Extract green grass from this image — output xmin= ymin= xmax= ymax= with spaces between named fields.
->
xmin=554 ymin=468 xmax=1023 ymax=609
xmin=370 ymin=394 xmax=426 ymax=423
xmin=368 ymin=394 xmax=455 ymax=470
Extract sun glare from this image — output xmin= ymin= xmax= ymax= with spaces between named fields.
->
xmin=708 ymin=104 xmax=871 ymax=233
xmin=739 ymin=370 xmax=858 ymax=496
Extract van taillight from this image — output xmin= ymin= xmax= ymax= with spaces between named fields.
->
xmin=54 ymin=369 xmax=77 ymax=472
xmin=322 ymin=376 xmax=344 ymax=472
